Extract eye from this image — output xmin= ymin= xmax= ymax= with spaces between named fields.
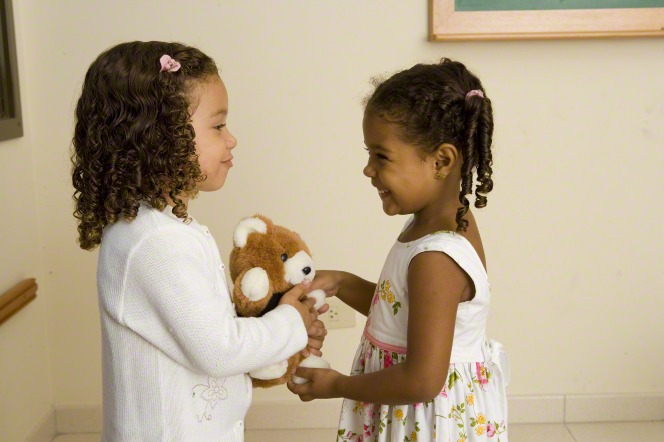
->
xmin=214 ymin=124 xmax=226 ymax=131
xmin=280 ymin=253 xmax=288 ymax=262
xmin=365 ymin=148 xmax=388 ymax=161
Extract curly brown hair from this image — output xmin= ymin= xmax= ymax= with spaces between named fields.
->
xmin=364 ymin=58 xmax=494 ymax=231
xmin=71 ymin=41 xmax=219 ymax=250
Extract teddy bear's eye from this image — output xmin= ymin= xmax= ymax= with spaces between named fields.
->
xmin=280 ymin=253 xmax=288 ymax=262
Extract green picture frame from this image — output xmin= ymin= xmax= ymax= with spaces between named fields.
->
xmin=0 ymin=0 xmax=22 ymax=142
xmin=429 ymin=0 xmax=664 ymax=41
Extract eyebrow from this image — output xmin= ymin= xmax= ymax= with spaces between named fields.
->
xmin=209 ymin=109 xmax=228 ymax=118
xmin=365 ymin=143 xmax=390 ymax=153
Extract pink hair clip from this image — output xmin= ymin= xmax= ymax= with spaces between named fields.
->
xmin=159 ymin=54 xmax=181 ymax=73
xmin=465 ymin=89 xmax=484 ymax=100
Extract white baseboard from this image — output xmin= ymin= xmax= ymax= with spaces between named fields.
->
xmin=40 ymin=393 xmax=664 ymax=436
xmin=564 ymin=393 xmax=664 ymax=423
xmin=25 ymin=408 xmax=55 ymax=442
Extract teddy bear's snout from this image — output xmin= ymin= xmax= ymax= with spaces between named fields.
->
xmin=284 ymin=250 xmax=316 ymax=285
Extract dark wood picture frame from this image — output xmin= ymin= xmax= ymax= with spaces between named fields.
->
xmin=0 ymin=0 xmax=22 ymax=142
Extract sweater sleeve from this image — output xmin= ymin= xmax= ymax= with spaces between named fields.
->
xmin=117 ymin=226 xmax=308 ymax=378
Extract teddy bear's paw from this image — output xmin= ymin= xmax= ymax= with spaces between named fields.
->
xmin=306 ymin=289 xmax=327 ymax=311
xmin=250 ymin=360 xmax=289 ymax=380
xmin=291 ymin=355 xmax=331 ymax=384
xmin=241 ymin=267 xmax=270 ymax=301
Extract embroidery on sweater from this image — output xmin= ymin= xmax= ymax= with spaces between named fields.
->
xmin=192 ymin=377 xmax=227 ymax=422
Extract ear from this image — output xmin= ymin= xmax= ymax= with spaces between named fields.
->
xmin=433 ymin=143 xmax=459 ymax=176
xmin=233 ymin=217 xmax=268 ymax=247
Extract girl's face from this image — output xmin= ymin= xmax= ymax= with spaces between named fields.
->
xmin=362 ymin=114 xmax=437 ymax=216
xmin=190 ymin=75 xmax=237 ymax=192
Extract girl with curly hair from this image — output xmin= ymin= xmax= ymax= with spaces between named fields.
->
xmin=71 ymin=41 xmax=325 ymax=441
xmin=288 ymin=59 xmax=509 ymax=441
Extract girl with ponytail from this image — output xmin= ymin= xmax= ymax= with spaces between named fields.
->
xmin=288 ymin=59 xmax=509 ymax=442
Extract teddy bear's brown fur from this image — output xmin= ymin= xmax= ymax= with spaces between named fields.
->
xmin=229 ymin=214 xmax=323 ymax=388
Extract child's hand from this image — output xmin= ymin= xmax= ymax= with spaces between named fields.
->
xmin=301 ymin=319 xmax=327 ymax=358
xmin=309 ymin=270 xmax=343 ymax=299
xmin=286 ymin=366 xmax=343 ymax=401
xmin=279 ymin=284 xmax=317 ymax=330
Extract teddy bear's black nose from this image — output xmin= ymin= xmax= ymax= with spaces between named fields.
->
xmin=302 ymin=267 xmax=311 ymax=275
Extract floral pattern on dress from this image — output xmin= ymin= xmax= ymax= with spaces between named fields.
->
xmin=376 ymin=280 xmax=401 ymax=315
xmin=338 ymin=339 xmax=508 ymax=441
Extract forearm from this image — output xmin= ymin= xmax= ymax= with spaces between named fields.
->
xmin=333 ymin=363 xmax=440 ymax=406
xmin=335 ymin=271 xmax=376 ymax=316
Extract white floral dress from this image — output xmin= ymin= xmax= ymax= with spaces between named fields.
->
xmin=338 ymin=223 xmax=510 ymax=442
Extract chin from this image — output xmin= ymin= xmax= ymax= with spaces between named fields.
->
xmin=200 ymin=179 xmax=227 ymax=192
xmin=381 ymin=204 xmax=400 ymax=217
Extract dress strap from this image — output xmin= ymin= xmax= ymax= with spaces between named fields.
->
xmin=408 ymin=232 xmax=489 ymax=303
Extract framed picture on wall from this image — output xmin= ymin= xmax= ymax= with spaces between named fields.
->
xmin=429 ymin=0 xmax=664 ymax=41
xmin=0 ymin=0 xmax=22 ymax=142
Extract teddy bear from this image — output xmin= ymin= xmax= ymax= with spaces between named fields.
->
xmin=229 ymin=214 xmax=330 ymax=388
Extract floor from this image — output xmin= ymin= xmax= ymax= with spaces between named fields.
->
xmin=51 ymin=421 xmax=664 ymax=442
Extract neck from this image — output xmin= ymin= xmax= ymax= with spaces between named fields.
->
xmin=413 ymin=177 xmax=464 ymax=233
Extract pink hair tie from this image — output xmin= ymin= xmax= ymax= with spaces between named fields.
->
xmin=159 ymin=55 xmax=181 ymax=73
xmin=465 ymin=89 xmax=484 ymax=100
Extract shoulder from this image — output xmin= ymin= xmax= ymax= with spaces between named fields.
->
xmin=407 ymin=231 xmax=487 ymax=293
xmin=408 ymin=238 xmax=468 ymax=282
xmin=101 ymin=204 xmax=206 ymax=263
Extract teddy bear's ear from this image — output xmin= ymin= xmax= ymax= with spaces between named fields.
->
xmin=233 ymin=217 xmax=268 ymax=248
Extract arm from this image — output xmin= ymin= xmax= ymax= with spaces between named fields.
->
xmin=310 ymin=270 xmax=376 ymax=316
xmin=289 ymin=251 xmax=467 ymax=404
xmin=119 ymin=228 xmax=310 ymax=378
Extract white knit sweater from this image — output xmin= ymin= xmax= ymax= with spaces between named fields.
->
xmin=97 ymin=203 xmax=307 ymax=441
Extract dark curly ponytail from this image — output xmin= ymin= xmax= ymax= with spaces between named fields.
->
xmin=364 ymin=58 xmax=494 ymax=231
xmin=71 ymin=41 xmax=219 ymax=250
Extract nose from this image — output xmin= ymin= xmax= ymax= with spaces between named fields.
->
xmin=302 ymin=267 xmax=311 ymax=276
xmin=363 ymin=162 xmax=374 ymax=178
xmin=227 ymin=130 xmax=237 ymax=149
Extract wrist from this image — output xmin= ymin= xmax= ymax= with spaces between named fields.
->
xmin=335 ymin=271 xmax=349 ymax=298
xmin=332 ymin=371 xmax=346 ymax=398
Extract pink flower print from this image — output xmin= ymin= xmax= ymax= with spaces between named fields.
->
xmin=357 ymin=435 xmax=363 ymax=442
xmin=439 ymin=385 xmax=448 ymax=398
xmin=372 ymin=288 xmax=380 ymax=305
xmin=363 ymin=422 xmax=376 ymax=437
xmin=414 ymin=402 xmax=423 ymax=410
xmin=360 ymin=358 xmax=365 ymax=368
xmin=384 ymin=352 xmax=393 ymax=368
xmin=487 ymin=422 xmax=497 ymax=437
xmin=476 ymin=363 xmax=488 ymax=386
xmin=365 ymin=403 xmax=376 ymax=420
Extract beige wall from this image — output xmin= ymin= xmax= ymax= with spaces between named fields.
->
xmin=1 ymin=0 xmax=662 ymax=437
xmin=0 ymin=2 xmax=53 ymax=441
